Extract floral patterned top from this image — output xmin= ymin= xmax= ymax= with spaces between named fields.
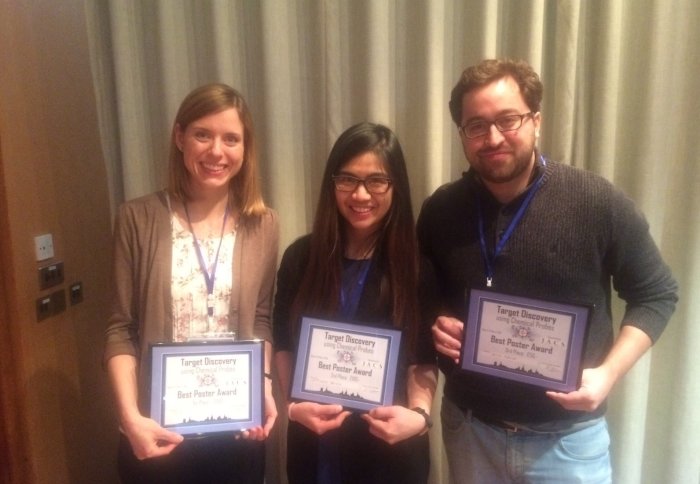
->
xmin=170 ymin=213 xmax=236 ymax=342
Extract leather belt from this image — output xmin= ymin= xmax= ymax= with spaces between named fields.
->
xmin=471 ymin=412 xmax=583 ymax=434
xmin=472 ymin=413 xmax=522 ymax=432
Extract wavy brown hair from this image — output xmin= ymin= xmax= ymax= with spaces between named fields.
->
xmin=167 ymin=83 xmax=267 ymax=218
xmin=289 ymin=123 xmax=419 ymax=348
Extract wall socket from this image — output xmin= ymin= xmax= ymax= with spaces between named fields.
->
xmin=36 ymin=289 xmax=66 ymax=322
xmin=34 ymin=233 xmax=55 ymax=261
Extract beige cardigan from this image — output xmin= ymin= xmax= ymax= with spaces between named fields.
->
xmin=104 ymin=191 xmax=279 ymax=410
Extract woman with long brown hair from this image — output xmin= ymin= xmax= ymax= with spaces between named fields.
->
xmin=105 ymin=83 xmax=278 ymax=483
xmin=274 ymin=122 xmax=438 ymax=483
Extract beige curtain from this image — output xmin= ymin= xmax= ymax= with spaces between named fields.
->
xmin=85 ymin=1 xmax=700 ymax=483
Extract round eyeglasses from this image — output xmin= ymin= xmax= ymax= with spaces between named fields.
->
xmin=332 ymin=175 xmax=392 ymax=194
xmin=459 ymin=112 xmax=534 ymax=139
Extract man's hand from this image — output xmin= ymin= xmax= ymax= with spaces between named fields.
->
xmin=362 ymin=406 xmax=428 ymax=445
xmin=432 ymin=316 xmax=464 ymax=363
xmin=546 ymin=365 xmax=616 ymax=412
xmin=288 ymin=402 xmax=351 ymax=435
xmin=548 ymin=325 xmax=653 ymax=412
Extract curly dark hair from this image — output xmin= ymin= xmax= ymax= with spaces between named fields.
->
xmin=449 ymin=58 xmax=543 ymax=126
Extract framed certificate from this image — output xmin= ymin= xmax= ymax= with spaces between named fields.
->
xmin=461 ymin=290 xmax=590 ymax=392
xmin=149 ymin=340 xmax=264 ymax=436
xmin=290 ymin=317 xmax=402 ymax=412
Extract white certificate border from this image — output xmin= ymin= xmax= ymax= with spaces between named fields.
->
xmin=291 ymin=316 xmax=402 ymax=412
xmin=461 ymin=290 xmax=590 ymax=392
xmin=149 ymin=340 xmax=264 ymax=435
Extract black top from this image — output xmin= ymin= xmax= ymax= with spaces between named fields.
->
xmin=273 ymin=234 xmax=438 ymax=403
xmin=273 ymin=234 xmax=438 ymax=483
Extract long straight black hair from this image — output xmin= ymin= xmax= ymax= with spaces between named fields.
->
xmin=289 ymin=122 xmax=419 ymax=349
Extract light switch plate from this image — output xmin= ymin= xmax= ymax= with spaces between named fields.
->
xmin=35 ymin=289 xmax=66 ymax=321
xmin=38 ymin=261 xmax=64 ymax=290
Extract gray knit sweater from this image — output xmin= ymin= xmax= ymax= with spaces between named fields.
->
xmin=417 ymin=158 xmax=677 ymax=424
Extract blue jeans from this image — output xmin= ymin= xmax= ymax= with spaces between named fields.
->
xmin=441 ymin=397 xmax=611 ymax=484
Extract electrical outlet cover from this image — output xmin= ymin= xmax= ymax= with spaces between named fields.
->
xmin=34 ymin=234 xmax=55 ymax=261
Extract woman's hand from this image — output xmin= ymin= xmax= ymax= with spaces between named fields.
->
xmin=109 ymin=355 xmax=183 ymax=460
xmin=121 ymin=414 xmax=184 ymax=460
xmin=288 ymin=401 xmax=351 ymax=435
xmin=362 ymin=406 xmax=428 ymax=445
xmin=240 ymin=376 xmax=278 ymax=440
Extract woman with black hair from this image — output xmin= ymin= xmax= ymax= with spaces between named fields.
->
xmin=273 ymin=122 xmax=438 ymax=484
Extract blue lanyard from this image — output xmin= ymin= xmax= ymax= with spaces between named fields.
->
xmin=184 ymin=203 xmax=230 ymax=316
xmin=476 ymin=156 xmax=546 ymax=287
xmin=339 ymin=259 xmax=372 ymax=319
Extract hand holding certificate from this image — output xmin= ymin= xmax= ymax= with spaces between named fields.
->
xmin=290 ymin=317 xmax=402 ymax=412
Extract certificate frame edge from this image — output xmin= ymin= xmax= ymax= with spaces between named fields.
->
xmin=148 ymin=340 xmax=264 ymax=436
xmin=290 ymin=316 xmax=402 ymax=412
xmin=460 ymin=289 xmax=590 ymax=392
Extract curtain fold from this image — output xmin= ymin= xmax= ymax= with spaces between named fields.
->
xmin=85 ymin=1 xmax=700 ymax=482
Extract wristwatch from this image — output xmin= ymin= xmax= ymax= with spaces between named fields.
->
xmin=411 ymin=407 xmax=433 ymax=432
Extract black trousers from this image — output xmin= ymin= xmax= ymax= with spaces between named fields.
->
xmin=286 ymin=416 xmax=430 ymax=484
xmin=117 ymin=433 xmax=265 ymax=484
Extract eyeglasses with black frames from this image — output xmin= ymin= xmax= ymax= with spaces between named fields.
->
xmin=332 ymin=175 xmax=392 ymax=194
xmin=459 ymin=112 xmax=535 ymax=139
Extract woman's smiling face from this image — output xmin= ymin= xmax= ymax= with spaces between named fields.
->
xmin=175 ymin=107 xmax=244 ymax=197
xmin=334 ymin=151 xmax=393 ymax=242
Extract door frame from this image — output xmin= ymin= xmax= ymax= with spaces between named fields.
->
xmin=0 ymin=133 xmax=33 ymax=484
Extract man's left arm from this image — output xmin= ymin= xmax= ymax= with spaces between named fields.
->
xmin=549 ymin=185 xmax=679 ymax=412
